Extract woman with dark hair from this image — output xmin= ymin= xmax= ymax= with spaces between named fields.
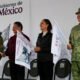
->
xmin=34 ymin=19 xmax=53 ymax=80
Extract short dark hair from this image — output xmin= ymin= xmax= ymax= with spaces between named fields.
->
xmin=43 ymin=19 xmax=52 ymax=32
xmin=14 ymin=22 xmax=23 ymax=31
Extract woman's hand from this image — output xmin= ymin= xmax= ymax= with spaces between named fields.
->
xmin=34 ymin=47 xmax=41 ymax=52
xmin=67 ymin=44 xmax=72 ymax=50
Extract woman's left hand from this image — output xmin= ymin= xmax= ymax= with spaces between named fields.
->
xmin=34 ymin=47 xmax=41 ymax=52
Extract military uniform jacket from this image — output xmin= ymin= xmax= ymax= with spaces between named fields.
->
xmin=69 ymin=23 xmax=80 ymax=61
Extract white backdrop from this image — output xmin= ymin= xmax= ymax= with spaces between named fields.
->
xmin=30 ymin=0 xmax=80 ymax=45
xmin=0 ymin=0 xmax=30 ymax=36
xmin=0 ymin=0 xmax=80 ymax=79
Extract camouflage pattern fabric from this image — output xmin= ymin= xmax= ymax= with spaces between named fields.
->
xmin=72 ymin=61 xmax=80 ymax=80
xmin=69 ymin=23 xmax=80 ymax=80
xmin=69 ymin=24 xmax=80 ymax=61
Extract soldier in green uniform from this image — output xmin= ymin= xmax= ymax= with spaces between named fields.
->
xmin=67 ymin=8 xmax=80 ymax=80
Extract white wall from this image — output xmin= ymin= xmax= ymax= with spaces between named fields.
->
xmin=30 ymin=0 xmax=80 ymax=45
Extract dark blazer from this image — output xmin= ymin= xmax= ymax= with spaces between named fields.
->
xmin=36 ymin=32 xmax=53 ymax=62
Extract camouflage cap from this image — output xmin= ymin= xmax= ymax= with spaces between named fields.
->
xmin=76 ymin=8 xmax=80 ymax=15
